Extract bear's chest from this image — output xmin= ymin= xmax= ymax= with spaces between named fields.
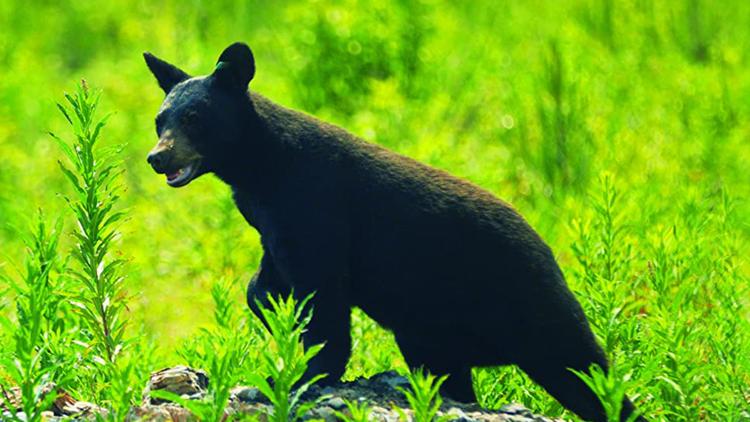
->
xmin=231 ymin=187 xmax=274 ymax=233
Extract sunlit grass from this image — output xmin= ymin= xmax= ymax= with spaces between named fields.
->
xmin=0 ymin=0 xmax=748 ymax=420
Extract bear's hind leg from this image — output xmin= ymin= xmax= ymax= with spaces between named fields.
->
xmin=518 ymin=354 xmax=643 ymax=422
xmin=439 ymin=366 xmax=475 ymax=403
xmin=395 ymin=332 xmax=476 ymax=402
xmin=519 ymin=358 xmax=606 ymax=422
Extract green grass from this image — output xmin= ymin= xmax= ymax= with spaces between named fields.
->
xmin=0 ymin=1 xmax=749 ymax=420
xmin=397 ymin=368 xmax=449 ymax=422
xmin=0 ymin=214 xmax=64 ymax=422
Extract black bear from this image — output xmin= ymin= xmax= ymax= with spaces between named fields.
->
xmin=144 ymin=42 xmax=643 ymax=422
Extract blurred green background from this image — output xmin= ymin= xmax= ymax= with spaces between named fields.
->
xmin=1 ymin=0 xmax=749 ymax=418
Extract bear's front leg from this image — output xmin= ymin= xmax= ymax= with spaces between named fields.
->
xmin=248 ymin=234 xmax=351 ymax=385
xmin=246 ymin=252 xmax=291 ymax=328
xmin=264 ymin=228 xmax=352 ymax=385
xmin=297 ymin=287 xmax=351 ymax=383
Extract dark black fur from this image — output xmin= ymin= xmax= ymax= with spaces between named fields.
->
xmin=144 ymin=42 xmax=643 ymax=422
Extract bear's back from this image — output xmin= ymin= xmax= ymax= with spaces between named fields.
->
xmin=250 ymin=92 xmax=588 ymax=354
xmin=306 ymin=120 xmax=572 ymax=333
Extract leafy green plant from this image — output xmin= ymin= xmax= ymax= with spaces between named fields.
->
xmin=571 ymin=174 xmax=639 ymax=355
xmin=248 ymin=293 xmax=327 ymax=422
xmin=334 ymin=398 xmax=373 ymax=422
xmin=285 ymin=0 xmax=429 ymax=115
xmin=668 ymin=0 xmax=719 ymax=62
xmin=571 ymin=364 xmax=641 ymax=422
xmin=161 ymin=278 xmax=258 ymax=422
xmin=1 ymin=2 xmax=750 ymax=421
xmin=150 ymin=344 xmax=247 ymax=422
xmin=0 ymin=215 xmax=64 ymax=422
xmin=578 ymin=0 xmax=616 ymax=50
xmin=535 ymin=39 xmax=594 ymax=192
xmin=50 ymin=81 xmax=135 ymax=417
xmin=103 ymin=358 xmax=138 ymax=422
xmin=178 ymin=278 xmax=262 ymax=381
xmin=211 ymin=277 xmax=239 ymax=330
xmin=397 ymin=367 xmax=449 ymax=422
xmin=51 ymin=81 xmax=128 ymax=367
xmin=155 ymin=292 xmax=324 ymax=422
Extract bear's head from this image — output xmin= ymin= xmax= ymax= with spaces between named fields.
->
xmin=144 ymin=42 xmax=255 ymax=187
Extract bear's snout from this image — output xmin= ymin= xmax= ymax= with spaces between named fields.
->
xmin=147 ymin=149 xmax=170 ymax=173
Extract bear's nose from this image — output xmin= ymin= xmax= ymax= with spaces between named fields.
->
xmin=147 ymin=150 xmax=169 ymax=173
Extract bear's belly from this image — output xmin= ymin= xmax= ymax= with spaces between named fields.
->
xmin=348 ymin=252 xmax=522 ymax=335
xmin=345 ymin=211 xmax=553 ymax=342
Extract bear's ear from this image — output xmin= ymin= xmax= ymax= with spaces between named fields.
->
xmin=212 ymin=42 xmax=255 ymax=90
xmin=143 ymin=52 xmax=190 ymax=94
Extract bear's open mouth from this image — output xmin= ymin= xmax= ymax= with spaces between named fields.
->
xmin=166 ymin=159 xmax=201 ymax=187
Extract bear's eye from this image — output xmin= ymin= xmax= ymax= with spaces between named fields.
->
xmin=180 ymin=110 xmax=199 ymax=126
xmin=155 ymin=115 xmax=166 ymax=135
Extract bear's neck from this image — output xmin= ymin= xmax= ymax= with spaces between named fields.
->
xmin=213 ymin=91 xmax=318 ymax=199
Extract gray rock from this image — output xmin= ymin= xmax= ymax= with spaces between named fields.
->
xmin=304 ymin=405 xmax=338 ymax=421
xmin=443 ymin=407 xmax=482 ymax=422
xmin=126 ymin=403 xmax=194 ymax=422
xmin=0 ymin=382 xmax=106 ymax=421
xmin=8 ymin=365 xmax=562 ymax=422
xmin=322 ymin=396 xmax=347 ymax=410
xmin=142 ymin=366 xmax=208 ymax=405
xmin=320 ymin=386 xmax=337 ymax=395
xmin=499 ymin=403 xmax=535 ymax=416
xmin=381 ymin=372 xmax=410 ymax=389
xmin=231 ymin=386 xmax=265 ymax=403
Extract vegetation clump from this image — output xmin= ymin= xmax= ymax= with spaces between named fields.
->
xmin=0 ymin=1 xmax=749 ymax=420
